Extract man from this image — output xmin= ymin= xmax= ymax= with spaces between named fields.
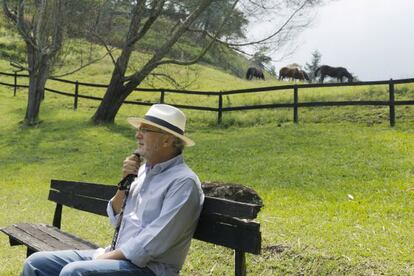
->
xmin=22 ymin=104 xmax=204 ymax=276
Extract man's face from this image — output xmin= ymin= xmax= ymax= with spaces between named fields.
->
xmin=135 ymin=124 xmax=169 ymax=162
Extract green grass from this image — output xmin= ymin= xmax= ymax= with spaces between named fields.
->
xmin=1 ymin=10 xmax=413 ymax=274
xmin=1 ymin=54 xmax=413 ymax=129
xmin=1 ymin=76 xmax=413 ymax=275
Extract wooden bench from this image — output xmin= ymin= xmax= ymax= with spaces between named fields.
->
xmin=1 ymin=179 xmax=262 ymax=275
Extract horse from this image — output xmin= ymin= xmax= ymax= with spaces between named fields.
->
xmin=279 ymin=67 xmax=310 ymax=82
xmin=246 ymin=67 xmax=265 ymax=80
xmin=314 ymin=65 xmax=353 ymax=83
xmin=294 ymin=69 xmax=309 ymax=82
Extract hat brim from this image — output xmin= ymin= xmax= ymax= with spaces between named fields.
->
xmin=127 ymin=117 xmax=195 ymax=147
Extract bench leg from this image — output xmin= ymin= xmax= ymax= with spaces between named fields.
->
xmin=7 ymin=231 xmax=37 ymax=257
xmin=9 ymin=236 xmax=21 ymax=246
xmin=235 ymin=250 xmax=246 ymax=276
xmin=27 ymin=248 xmax=36 ymax=257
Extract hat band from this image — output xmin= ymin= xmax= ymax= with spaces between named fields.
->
xmin=144 ymin=115 xmax=184 ymax=135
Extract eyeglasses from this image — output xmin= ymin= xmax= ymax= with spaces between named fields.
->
xmin=137 ymin=127 xmax=166 ymax=134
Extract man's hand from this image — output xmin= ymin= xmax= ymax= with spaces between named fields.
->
xmin=95 ymin=249 xmax=126 ymax=260
xmin=122 ymin=153 xmax=141 ymax=178
xmin=112 ymin=153 xmax=142 ymax=214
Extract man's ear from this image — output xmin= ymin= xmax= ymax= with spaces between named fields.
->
xmin=162 ymin=134 xmax=174 ymax=147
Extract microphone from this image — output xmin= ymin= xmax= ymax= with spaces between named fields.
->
xmin=117 ymin=150 xmax=142 ymax=191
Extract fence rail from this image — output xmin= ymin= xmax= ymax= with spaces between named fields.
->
xmin=1 ymin=71 xmax=413 ymax=126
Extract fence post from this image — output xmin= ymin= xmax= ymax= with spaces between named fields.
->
xmin=13 ymin=71 xmax=17 ymax=96
xmin=160 ymin=90 xmax=165 ymax=103
xmin=388 ymin=79 xmax=395 ymax=127
xmin=74 ymin=81 xmax=79 ymax=110
xmin=293 ymin=85 xmax=298 ymax=123
xmin=218 ymin=93 xmax=223 ymax=125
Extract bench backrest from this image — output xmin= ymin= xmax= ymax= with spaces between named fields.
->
xmin=48 ymin=179 xmax=262 ymax=254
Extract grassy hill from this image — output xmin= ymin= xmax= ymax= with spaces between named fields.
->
xmin=1 ymin=82 xmax=413 ymax=275
xmin=0 ymin=11 xmax=260 ymax=80
xmin=1 ymin=13 xmax=414 ymax=275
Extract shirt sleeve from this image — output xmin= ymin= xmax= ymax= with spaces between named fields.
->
xmin=107 ymin=172 xmax=142 ymax=228
xmin=119 ymin=178 xmax=203 ymax=267
xmin=106 ymin=199 xmax=120 ymax=228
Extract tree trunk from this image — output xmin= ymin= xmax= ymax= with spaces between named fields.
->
xmin=25 ymin=76 xmax=46 ymax=125
xmin=91 ymin=0 xmax=215 ymax=124
xmin=91 ymin=37 xmax=138 ymax=124
xmin=91 ymin=62 xmax=157 ymax=124
xmin=24 ymin=46 xmax=50 ymax=125
xmin=91 ymin=74 xmax=132 ymax=124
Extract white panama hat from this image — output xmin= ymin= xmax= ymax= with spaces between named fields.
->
xmin=127 ymin=104 xmax=195 ymax=147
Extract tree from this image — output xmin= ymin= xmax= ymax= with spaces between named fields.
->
xmin=65 ymin=0 xmax=103 ymax=38
xmin=92 ymin=0 xmax=323 ymax=124
xmin=304 ymin=49 xmax=321 ymax=82
xmin=2 ymin=0 xmax=100 ymax=125
xmin=92 ymin=0 xmax=216 ymax=123
xmin=3 ymin=0 xmax=65 ymax=125
xmin=191 ymin=1 xmax=247 ymax=41
xmin=250 ymin=47 xmax=272 ymax=69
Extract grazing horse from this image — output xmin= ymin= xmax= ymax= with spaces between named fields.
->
xmin=246 ymin=67 xmax=265 ymax=80
xmin=315 ymin=65 xmax=353 ymax=83
xmin=279 ymin=67 xmax=310 ymax=82
xmin=294 ymin=69 xmax=310 ymax=82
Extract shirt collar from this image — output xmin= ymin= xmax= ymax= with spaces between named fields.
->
xmin=148 ymin=154 xmax=184 ymax=174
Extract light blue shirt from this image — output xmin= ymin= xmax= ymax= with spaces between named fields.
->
xmin=100 ymin=154 xmax=204 ymax=275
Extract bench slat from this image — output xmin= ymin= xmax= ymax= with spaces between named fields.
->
xmin=51 ymin=179 xmax=116 ymax=201
xmin=202 ymin=196 xmax=261 ymax=219
xmin=31 ymin=224 xmax=99 ymax=250
xmin=1 ymin=225 xmax=50 ymax=252
xmin=17 ymin=223 xmax=75 ymax=251
xmin=194 ymin=214 xmax=261 ymax=254
xmin=48 ymin=190 xmax=108 ymax=216
xmin=1 ymin=223 xmax=98 ymax=252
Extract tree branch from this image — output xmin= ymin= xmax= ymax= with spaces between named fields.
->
xmin=123 ymin=0 xmax=215 ymax=88
xmin=127 ymin=0 xmax=165 ymax=46
xmin=149 ymin=70 xmax=199 ymax=90
xmin=89 ymin=32 xmax=117 ymax=67
xmin=2 ymin=0 xmax=17 ymax=22
xmin=149 ymin=72 xmax=181 ymax=87
xmin=123 ymin=0 xmax=147 ymax=46
xmin=10 ymin=61 xmax=28 ymax=72
xmin=3 ymin=0 xmax=38 ymax=50
xmin=154 ymin=0 xmax=240 ymax=67
xmin=49 ymin=0 xmax=65 ymax=56
xmin=199 ymin=0 xmax=311 ymax=48
xmin=154 ymin=37 xmax=215 ymax=67
xmin=34 ymin=0 xmax=47 ymax=50
xmin=50 ymin=52 xmax=111 ymax=78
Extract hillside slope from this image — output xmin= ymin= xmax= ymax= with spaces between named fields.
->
xmin=0 ymin=13 xmax=412 ymax=128
xmin=0 ymin=12 xmax=268 ymax=81
xmin=0 ymin=91 xmax=413 ymax=275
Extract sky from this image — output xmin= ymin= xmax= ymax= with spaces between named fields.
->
xmin=263 ymin=0 xmax=414 ymax=81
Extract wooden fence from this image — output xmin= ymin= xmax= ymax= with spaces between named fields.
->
xmin=1 ymin=70 xmax=413 ymax=126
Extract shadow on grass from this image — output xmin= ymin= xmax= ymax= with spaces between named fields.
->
xmin=1 ymin=116 xmax=135 ymax=166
